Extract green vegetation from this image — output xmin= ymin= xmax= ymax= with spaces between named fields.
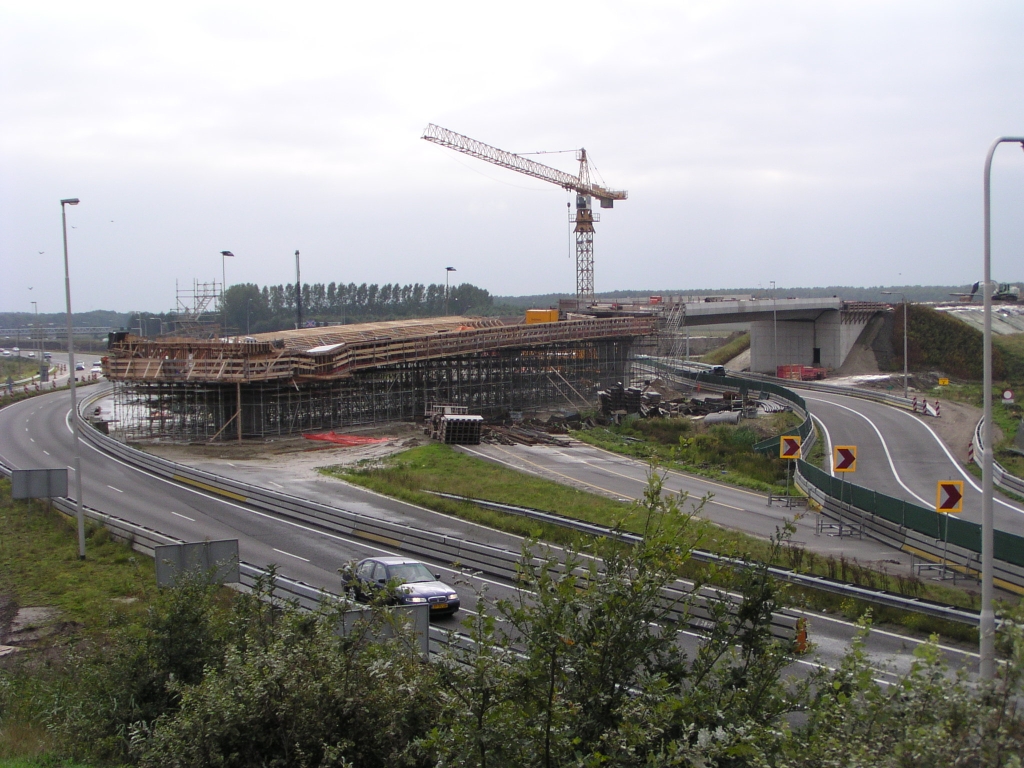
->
xmin=700 ymin=332 xmax=749 ymax=365
xmin=4 ymin=474 xmax=1023 ymax=767
xmin=994 ymin=332 xmax=1024 ymax=384
xmin=216 ymin=280 xmax=502 ymax=334
xmin=0 ymin=359 xmax=39 ymax=382
xmin=573 ymin=412 xmax=803 ymax=493
xmin=892 ymin=304 xmax=999 ymax=379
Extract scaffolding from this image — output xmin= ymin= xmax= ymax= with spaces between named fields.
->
xmin=106 ymin=316 xmax=651 ymax=441
xmin=167 ymin=279 xmax=224 ymax=338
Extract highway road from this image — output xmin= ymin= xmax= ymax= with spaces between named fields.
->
xmin=803 ymin=389 xmax=1024 ymax=535
xmin=0 ymin=387 xmax=984 ymax=682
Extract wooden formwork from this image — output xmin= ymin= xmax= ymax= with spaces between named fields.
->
xmin=109 ymin=334 xmax=640 ymax=442
xmin=105 ymin=315 xmax=655 ymax=385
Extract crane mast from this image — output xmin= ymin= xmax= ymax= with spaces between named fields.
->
xmin=422 ymin=124 xmax=626 ymax=309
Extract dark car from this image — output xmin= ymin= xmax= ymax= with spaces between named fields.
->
xmin=343 ymin=556 xmax=460 ymax=617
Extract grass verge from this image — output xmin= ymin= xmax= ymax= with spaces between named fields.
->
xmin=700 ymin=332 xmax=749 ymax=365
xmin=569 ymin=412 xmax=804 ymax=494
xmin=0 ymin=479 xmax=159 ymax=764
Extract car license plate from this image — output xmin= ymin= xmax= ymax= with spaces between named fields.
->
xmin=431 ymin=603 xmax=448 ymax=610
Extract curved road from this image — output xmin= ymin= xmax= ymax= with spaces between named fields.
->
xmin=804 ymin=390 xmax=1024 ymax=534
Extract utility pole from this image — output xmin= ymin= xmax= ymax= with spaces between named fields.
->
xmin=295 ymin=250 xmax=302 ymax=329
xmin=771 ymin=281 xmax=778 ymax=376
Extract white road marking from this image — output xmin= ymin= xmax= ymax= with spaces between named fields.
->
xmin=268 ymin=481 xmax=284 ymax=489
xmin=273 ymin=548 xmax=310 ymax=562
xmin=899 ymin=410 xmax=1024 ymax=514
xmin=811 ymin=394 xmax=1024 ymax=515
xmin=29 ymin=438 xmax=34 ymax=442
xmin=107 ymin=485 xmax=123 ymax=493
xmin=42 ymin=450 xmax=49 ymax=455
xmin=806 ymin=396 xmax=932 ymax=507
xmin=172 ymin=511 xmax=195 ymax=521
xmin=811 ymin=413 xmax=834 ymax=476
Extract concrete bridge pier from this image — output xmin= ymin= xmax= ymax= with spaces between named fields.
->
xmin=749 ymin=305 xmax=882 ymax=374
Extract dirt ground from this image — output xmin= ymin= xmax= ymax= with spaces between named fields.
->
xmin=141 ymin=422 xmax=429 ymax=482
xmin=913 ymin=398 xmax=990 ymax=465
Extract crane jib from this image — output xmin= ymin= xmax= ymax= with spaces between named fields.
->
xmin=421 ymin=124 xmax=626 ymax=201
xmin=422 ymin=123 xmax=626 ymax=309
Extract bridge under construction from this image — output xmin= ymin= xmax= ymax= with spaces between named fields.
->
xmin=103 ymin=315 xmax=654 ymax=442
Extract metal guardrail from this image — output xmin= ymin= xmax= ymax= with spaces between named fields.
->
xmin=735 ymin=370 xmax=917 ymax=410
xmin=973 ymin=417 xmax=1024 ymax=497
xmin=428 ymin=492 xmax=983 ymax=626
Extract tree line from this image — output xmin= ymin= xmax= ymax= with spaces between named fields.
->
xmin=218 ymin=281 xmax=499 ymax=334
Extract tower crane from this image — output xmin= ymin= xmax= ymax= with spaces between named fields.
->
xmin=422 ymin=124 xmax=627 ymax=309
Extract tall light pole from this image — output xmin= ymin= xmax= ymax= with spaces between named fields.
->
xmin=60 ymin=197 xmax=86 ymax=560
xmin=30 ymin=299 xmax=38 ymax=354
xmin=295 ymin=250 xmax=302 ymax=329
xmin=246 ymin=297 xmax=252 ymax=336
xmin=770 ymin=280 xmax=778 ymax=376
xmin=980 ymin=136 xmax=1024 ymax=680
xmin=219 ymin=251 xmax=234 ymax=335
xmin=445 ymin=266 xmax=456 ymax=316
xmin=881 ymin=291 xmax=908 ymax=399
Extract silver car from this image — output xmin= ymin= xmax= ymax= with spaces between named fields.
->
xmin=343 ymin=556 xmax=460 ymax=617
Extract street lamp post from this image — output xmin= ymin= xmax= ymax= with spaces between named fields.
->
xmin=881 ymin=291 xmax=909 ymax=399
xmin=219 ymin=251 xmax=234 ymax=335
xmin=770 ymin=281 xmax=778 ymax=376
xmin=246 ymin=298 xmax=252 ymax=336
xmin=30 ymin=300 xmax=44 ymax=380
xmin=60 ymin=197 xmax=86 ymax=560
xmin=445 ymin=267 xmax=456 ymax=315
xmin=980 ymin=136 xmax=1024 ymax=680
xmin=295 ymin=250 xmax=302 ymax=329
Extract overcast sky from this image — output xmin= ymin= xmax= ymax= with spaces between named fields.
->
xmin=2 ymin=1 xmax=1024 ymax=314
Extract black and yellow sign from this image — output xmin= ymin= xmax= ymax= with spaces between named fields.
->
xmin=779 ymin=435 xmax=802 ymax=460
xmin=834 ymin=445 xmax=857 ymax=473
xmin=936 ymin=480 xmax=964 ymax=514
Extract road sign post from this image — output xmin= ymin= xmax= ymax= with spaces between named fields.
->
xmin=936 ymin=480 xmax=964 ymax=514
xmin=779 ymin=436 xmax=801 ymax=497
xmin=931 ymin=480 xmax=965 ymax=581
xmin=831 ymin=446 xmax=857 ymax=536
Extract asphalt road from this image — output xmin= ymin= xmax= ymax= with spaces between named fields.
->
xmin=803 ymin=390 xmax=1024 ymax=535
xmin=0 ymin=388 xmax=983 ymax=681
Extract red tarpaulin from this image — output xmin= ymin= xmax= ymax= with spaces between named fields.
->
xmin=302 ymin=432 xmax=390 ymax=446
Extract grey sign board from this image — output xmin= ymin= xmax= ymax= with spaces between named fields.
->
xmin=155 ymin=539 xmax=240 ymax=587
xmin=11 ymin=468 xmax=69 ymax=499
xmin=338 ymin=603 xmax=430 ymax=660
